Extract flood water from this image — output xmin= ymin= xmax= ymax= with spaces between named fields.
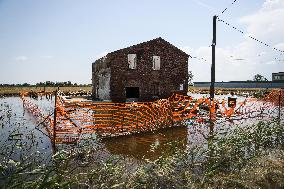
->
xmin=0 ymin=97 xmax=53 ymax=164
xmin=0 ymin=95 xmax=280 ymax=163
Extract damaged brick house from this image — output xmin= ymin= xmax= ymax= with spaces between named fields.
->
xmin=92 ymin=37 xmax=190 ymax=102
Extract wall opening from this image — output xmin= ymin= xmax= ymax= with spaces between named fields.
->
xmin=126 ymin=87 xmax=139 ymax=98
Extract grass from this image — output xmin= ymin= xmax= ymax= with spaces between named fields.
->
xmin=1 ymin=112 xmax=283 ymax=188
xmin=0 ymin=86 xmax=92 ymax=95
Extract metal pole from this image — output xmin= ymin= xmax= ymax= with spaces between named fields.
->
xmin=53 ymin=90 xmax=57 ymax=152
xmin=210 ymin=15 xmax=217 ymax=99
xmin=209 ymin=15 xmax=217 ymax=140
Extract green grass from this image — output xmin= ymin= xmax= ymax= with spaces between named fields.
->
xmin=0 ymin=86 xmax=92 ymax=95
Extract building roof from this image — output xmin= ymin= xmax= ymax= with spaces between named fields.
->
xmin=96 ymin=37 xmax=191 ymax=62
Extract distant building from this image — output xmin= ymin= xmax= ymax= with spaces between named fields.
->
xmin=92 ymin=37 xmax=190 ymax=102
xmin=194 ymin=81 xmax=284 ymax=88
xmin=272 ymin=72 xmax=284 ymax=81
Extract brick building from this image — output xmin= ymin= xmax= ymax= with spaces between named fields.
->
xmin=92 ymin=37 xmax=190 ymax=102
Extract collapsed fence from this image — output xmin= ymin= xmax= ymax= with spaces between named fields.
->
xmin=20 ymin=89 xmax=283 ymax=144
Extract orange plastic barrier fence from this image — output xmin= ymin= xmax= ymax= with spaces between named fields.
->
xmin=20 ymin=89 xmax=283 ymax=144
xmin=20 ymin=92 xmax=53 ymax=136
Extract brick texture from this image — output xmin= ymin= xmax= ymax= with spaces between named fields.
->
xmin=92 ymin=37 xmax=190 ymax=102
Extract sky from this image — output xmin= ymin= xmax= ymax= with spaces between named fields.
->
xmin=0 ymin=0 xmax=283 ymax=84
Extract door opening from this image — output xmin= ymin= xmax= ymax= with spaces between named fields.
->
xmin=126 ymin=87 xmax=139 ymax=99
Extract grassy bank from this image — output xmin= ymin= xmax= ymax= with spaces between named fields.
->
xmin=0 ymin=86 xmax=92 ymax=96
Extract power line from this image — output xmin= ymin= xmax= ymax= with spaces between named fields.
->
xmin=275 ymin=57 xmax=284 ymax=62
xmin=192 ymin=56 xmax=208 ymax=62
xmin=217 ymin=17 xmax=284 ymax=53
xmin=220 ymin=0 xmax=238 ymax=15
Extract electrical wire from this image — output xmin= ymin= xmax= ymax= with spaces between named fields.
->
xmin=217 ymin=17 xmax=284 ymax=53
xmin=192 ymin=56 xmax=208 ymax=62
xmin=220 ymin=0 xmax=238 ymax=15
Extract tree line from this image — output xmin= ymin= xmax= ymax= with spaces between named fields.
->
xmin=0 ymin=81 xmax=91 ymax=87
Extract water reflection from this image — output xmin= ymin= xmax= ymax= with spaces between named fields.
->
xmin=102 ymin=127 xmax=189 ymax=160
xmin=0 ymin=97 xmax=53 ymax=164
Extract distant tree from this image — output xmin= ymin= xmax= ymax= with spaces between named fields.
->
xmin=188 ymin=71 xmax=194 ymax=85
xmin=253 ymin=74 xmax=268 ymax=82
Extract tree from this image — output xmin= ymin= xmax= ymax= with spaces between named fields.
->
xmin=253 ymin=74 xmax=268 ymax=82
xmin=188 ymin=71 xmax=194 ymax=85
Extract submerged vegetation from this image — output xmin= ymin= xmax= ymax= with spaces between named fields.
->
xmin=1 ymin=95 xmax=283 ymax=189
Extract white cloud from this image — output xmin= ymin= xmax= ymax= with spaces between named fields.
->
xmin=185 ymin=0 xmax=284 ymax=82
xmin=265 ymin=61 xmax=276 ymax=65
xmin=15 ymin=56 xmax=28 ymax=61
xmin=273 ymin=43 xmax=284 ymax=50
xmin=240 ymin=0 xmax=284 ymax=43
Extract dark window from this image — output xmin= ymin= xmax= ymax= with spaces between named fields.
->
xmin=126 ymin=87 xmax=139 ymax=98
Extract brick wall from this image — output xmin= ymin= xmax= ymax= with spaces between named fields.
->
xmin=93 ymin=38 xmax=189 ymax=102
xmin=109 ymin=38 xmax=189 ymax=102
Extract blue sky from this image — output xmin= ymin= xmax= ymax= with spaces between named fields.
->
xmin=0 ymin=0 xmax=283 ymax=84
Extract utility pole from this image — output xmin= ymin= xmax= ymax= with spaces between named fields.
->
xmin=209 ymin=15 xmax=217 ymax=139
xmin=210 ymin=15 xmax=217 ymax=99
xmin=52 ymin=90 xmax=57 ymax=153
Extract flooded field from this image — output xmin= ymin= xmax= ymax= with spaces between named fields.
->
xmin=1 ymin=93 xmax=281 ymax=162
xmin=0 ymin=92 xmax=283 ymax=188
xmin=0 ymin=97 xmax=53 ymax=163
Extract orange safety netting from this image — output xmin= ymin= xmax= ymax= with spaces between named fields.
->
xmin=20 ymin=89 xmax=283 ymax=144
xmin=263 ymin=89 xmax=284 ymax=106
xmin=20 ymin=92 xmax=53 ymax=136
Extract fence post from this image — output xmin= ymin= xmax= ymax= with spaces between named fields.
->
xmin=209 ymin=99 xmax=214 ymax=135
xmin=53 ymin=90 xmax=57 ymax=153
xmin=279 ymin=90 xmax=281 ymax=123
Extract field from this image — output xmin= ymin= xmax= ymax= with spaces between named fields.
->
xmin=0 ymin=86 xmax=92 ymax=95
xmin=0 ymin=85 xmax=270 ymax=96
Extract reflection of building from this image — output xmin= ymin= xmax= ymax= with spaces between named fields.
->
xmin=92 ymin=37 xmax=190 ymax=102
xmin=102 ymin=127 xmax=187 ymax=160
xmin=272 ymin=72 xmax=284 ymax=81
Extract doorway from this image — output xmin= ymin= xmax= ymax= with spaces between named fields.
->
xmin=126 ymin=87 xmax=139 ymax=99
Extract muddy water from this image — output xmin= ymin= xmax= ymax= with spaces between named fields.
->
xmin=101 ymin=126 xmax=189 ymax=160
